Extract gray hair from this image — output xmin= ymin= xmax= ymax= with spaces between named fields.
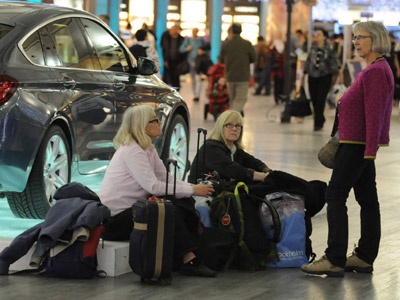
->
xmin=352 ymin=21 xmax=391 ymax=54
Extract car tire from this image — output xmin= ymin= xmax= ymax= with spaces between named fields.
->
xmin=6 ymin=125 xmax=71 ymax=219
xmin=161 ymin=114 xmax=189 ymax=181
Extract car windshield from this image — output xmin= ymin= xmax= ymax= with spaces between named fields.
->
xmin=0 ymin=24 xmax=13 ymax=39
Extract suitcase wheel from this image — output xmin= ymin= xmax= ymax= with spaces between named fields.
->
xmin=140 ymin=276 xmax=172 ymax=285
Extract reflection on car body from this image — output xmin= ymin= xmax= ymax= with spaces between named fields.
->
xmin=0 ymin=2 xmax=190 ymax=219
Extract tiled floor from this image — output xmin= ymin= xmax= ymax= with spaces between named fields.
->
xmin=1 ymin=79 xmax=400 ymax=299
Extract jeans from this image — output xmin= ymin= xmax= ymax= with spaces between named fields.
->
xmin=325 ymin=144 xmax=381 ymax=267
xmin=189 ymin=61 xmax=202 ymax=98
xmin=255 ymin=65 xmax=271 ymax=95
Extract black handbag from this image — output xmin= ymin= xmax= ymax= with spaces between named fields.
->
xmin=176 ymin=60 xmax=190 ymax=75
xmin=288 ymin=89 xmax=312 ymax=117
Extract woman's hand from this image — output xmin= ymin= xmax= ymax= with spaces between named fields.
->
xmin=253 ymin=171 xmax=270 ymax=181
xmin=193 ymin=184 xmax=215 ymax=197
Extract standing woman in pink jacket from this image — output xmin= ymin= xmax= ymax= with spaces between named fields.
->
xmin=301 ymin=21 xmax=394 ymax=277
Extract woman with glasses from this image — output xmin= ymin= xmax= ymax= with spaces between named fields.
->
xmin=301 ymin=21 xmax=394 ymax=277
xmin=303 ymin=28 xmax=340 ymax=131
xmin=99 ymin=104 xmax=217 ymax=277
xmin=188 ymin=109 xmax=271 ymax=185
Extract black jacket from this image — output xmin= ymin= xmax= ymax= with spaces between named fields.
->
xmin=188 ymin=140 xmax=271 ymax=184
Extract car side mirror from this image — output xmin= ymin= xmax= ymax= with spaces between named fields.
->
xmin=137 ymin=57 xmax=158 ymax=75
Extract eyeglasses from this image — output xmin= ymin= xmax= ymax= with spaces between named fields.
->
xmin=148 ymin=118 xmax=160 ymax=124
xmin=352 ymin=35 xmax=372 ymax=42
xmin=224 ymin=123 xmax=243 ymax=129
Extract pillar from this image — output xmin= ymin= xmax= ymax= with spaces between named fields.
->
xmin=210 ymin=0 xmax=224 ymax=63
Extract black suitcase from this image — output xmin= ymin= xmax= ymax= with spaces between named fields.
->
xmin=129 ymin=159 xmax=177 ymax=284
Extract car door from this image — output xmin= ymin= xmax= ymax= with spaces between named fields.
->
xmin=42 ymin=17 xmax=116 ymax=175
xmin=79 ymin=18 xmax=167 ymax=132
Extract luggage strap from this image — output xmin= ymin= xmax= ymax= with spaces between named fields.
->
xmin=154 ymin=202 xmax=165 ymax=278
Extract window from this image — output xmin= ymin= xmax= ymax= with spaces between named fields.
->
xmin=45 ymin=18 xmax=95 ymax=70
xmin=22 ymin=31 xmax=46 ymax=66
xmin=81 ymin=18 xmax=128 ymax=72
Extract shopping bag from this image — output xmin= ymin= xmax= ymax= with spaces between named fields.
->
xmin=260 ymin=192 xmax=308 ymax=268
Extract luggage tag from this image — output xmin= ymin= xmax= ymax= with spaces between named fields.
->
xmin=221 ymin=198 xmax=231 ymax=226
xmin=147 ymin=196 xmax=163 ymax=203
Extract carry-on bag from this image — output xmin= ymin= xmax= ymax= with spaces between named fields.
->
xmin=129 ymin=159 xmax=177 ymax=284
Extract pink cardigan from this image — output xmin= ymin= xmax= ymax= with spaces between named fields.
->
xmin=333 ymin=59 xmax=394 ymax=159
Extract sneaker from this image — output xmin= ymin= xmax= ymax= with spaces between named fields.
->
xmin=181 ymin=261 xmax=217 ymax=278
xmin=301 ymin=256 xmax=344 ymax=277
xmin=345 ymin=252 xmax=373 ymax=273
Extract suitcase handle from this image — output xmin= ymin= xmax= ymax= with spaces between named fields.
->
xmin=196 ymin=128 xmax=207 ymax=182
xmin=166 ymin=159 xmax=177 ymax=199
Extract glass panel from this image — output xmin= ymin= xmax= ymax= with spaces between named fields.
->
xmin=22 ymin=31 xmax=45 ymax=66
xmin=46 ymin=18 xmax=95 ymax=69
xmin=81 ymin=18 xmax=128 ymax=72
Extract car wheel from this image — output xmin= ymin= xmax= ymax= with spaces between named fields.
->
xmin=6 ymin=125 xmax=71 ymax=219
xmin=161 ymin=114 xmax=189 ymax=180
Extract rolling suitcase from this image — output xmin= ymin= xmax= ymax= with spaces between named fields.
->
xmin=129 ymin=159 xmax=177 ymax=284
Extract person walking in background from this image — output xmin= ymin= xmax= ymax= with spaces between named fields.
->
xmin=394 ymin=37 xmax=400 ymax=106
xmin=179 ymin=28 xmax=208 ymax=102
xmin=295 ymin=29 xmax=308 ymax=54
xmin=254 ymin=36 xmax=272 ymax=96
xmin=161 ymin=24 xmax=186 ymax=89
xmin=141 ymin=22 xmax=156 ymax=49
xmin=301 ymin=21 xmax=394 ymax=277
xmin=270 ymin=38 xmax=285 ymax=105
xmin=129 ymin=29 xmax=161 ymax=72
xmin=220 ymin=23 xmax=256 ymax=115
xmin=303 ymin=28 xmax=340 ymax=131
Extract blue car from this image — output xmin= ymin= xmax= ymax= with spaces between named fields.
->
xmin=0 ymin=2 xmax=190 ymax=218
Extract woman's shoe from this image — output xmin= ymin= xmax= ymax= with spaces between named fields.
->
xmin=181 ymin=261 xmax=217 ymax=277
xmin=301 ymin=255 xmax=344 ymax=277
xmin=344 ymin=252 xmax=373 ymax=273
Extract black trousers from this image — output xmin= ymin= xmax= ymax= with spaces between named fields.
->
xmin=325 ymin=144 xmax=380 ymax=268
xmin=165 ymin=61 xmax=181 ymax=89
xmin=102 ymin=198 xmax=201 ymax=267
xmin=308 ymin=74 xmax=332 ymax=129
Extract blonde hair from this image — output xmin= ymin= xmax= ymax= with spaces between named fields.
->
xmin=209 ymin=110 xmax=244 ymax=149
xmin=353 ymin=21 xmax=391 ymax=54
xmin=113 ymin=105 xmax=155 ymax=149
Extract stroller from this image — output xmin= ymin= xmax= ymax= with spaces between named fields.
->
xmin=204 ymin=63 xmax=230 ymax=120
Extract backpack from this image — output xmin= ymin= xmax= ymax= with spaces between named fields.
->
xmin=42 ymin=225 xmax=106 ymax=278
xmin=209 ymin=182 xmax=281 ymax=272
xmin=129 ymin=44 xmax=148 ymax=60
